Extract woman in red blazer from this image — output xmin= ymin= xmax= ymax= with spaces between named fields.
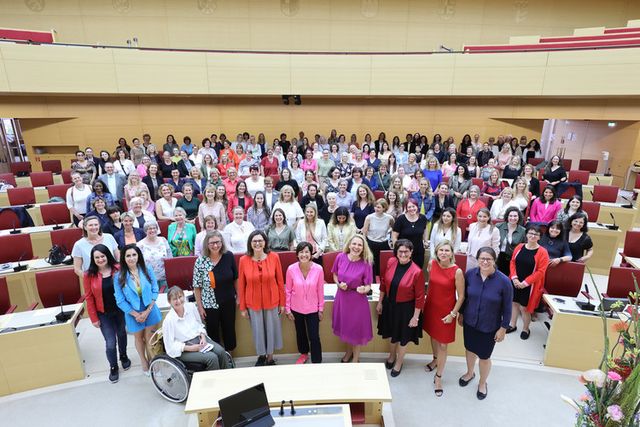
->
xmin=376 ymin=239 xmax=425 ymax=377
xmin=507 ymin=225 xmax=549 ymax=340
xmin=83 ymin=244 xmax=130 ymax=383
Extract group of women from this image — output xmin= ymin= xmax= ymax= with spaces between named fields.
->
xmin=67 ymin=132 xmax=593 ymax=401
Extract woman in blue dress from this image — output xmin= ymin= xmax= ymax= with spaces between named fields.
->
xmin=114 ymin=243 xmax=162 ymax=375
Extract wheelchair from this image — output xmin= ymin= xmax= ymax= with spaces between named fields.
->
xmin=148 ymin=329 xmax=235 ymax=403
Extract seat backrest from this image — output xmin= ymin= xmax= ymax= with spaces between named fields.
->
xmin=471 ymin=178 xmax=484 ymax=188
xmin=41 ymin=203 xmax=72 ymax=226
xmin=379 ymin=250 xmax=394 ymax=279
xmin=0 ymin=209 xmax=21 ymax=231
xmin=41 ymin=160 xmax=63 ymax=174
xmin=454 ymin=253 xmax=467 ymax=272
xmin=35 ymin=267 xmax=81 ymax=307
xmin=322 ymin=251 xmax=339 ymax=283
xmin=10 ymin=161 xmax=31 ymax=176
xmin=0 ymin=173 xmax=17 ymax=187
xmin=277 ymin=251 xmax=298 ymax=276
xmin=61 ymin=170 xmax=73 ymax=184
xmin=592 ymin=185 xmax=619 ymax=203
xmin=582 ymin=201 xmax=601 ymax=222
xmin=578 ymin=159 xmax=598 ymax=174
xmin=47 ymin=183 xmax=72 ymax=200
xmin=623 ymin=231 xmax=640 ymax=258
xmin=607 ymin=267 xmax=640 ymax=298
xmin=373 ymin=190 xmax=385 ymax=200
xmin=163 ymin=256 xmax=197 ymax=290
xmin=544 ymin=262 xmax=585 ymax=297
xmin=0 ymin=276 xmax=12 ymax=314
xmin=7 ymin=187 xmax=35 ymax=206
xmin=0 ymin=234 xmax=33 ymax=263
xmin=50 ymin=227 xmax=83 ymax=254
xmin=157 ymin=219 xmax=171 ymax=238
xmin=527 ymin=158 xmax=544 ymax=166
xmin=568 ymin=170 xmax=590 ymax=185
xmin=458 ymin=218 xmax=471 ymax=242
xmin=560 ymin=159 xmax=572 ymax=171
xmin=30 ymin=171 xmax=54 ymax=187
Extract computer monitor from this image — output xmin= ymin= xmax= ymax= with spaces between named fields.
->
xmin=218 ymin=383 xmax=275 ymax=427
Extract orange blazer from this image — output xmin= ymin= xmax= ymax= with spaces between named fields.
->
xmin=238 ymin=252 xmax=285 ymax=311
xmin=509 ymin=244 xmax=549 ymax=313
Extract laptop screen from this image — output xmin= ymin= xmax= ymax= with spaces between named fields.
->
xmin=218 ymin=383 xmax=274 ymax=427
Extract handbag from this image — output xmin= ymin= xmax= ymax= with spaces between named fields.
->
xmin=46 ymin=245 xmax=71 ymax=265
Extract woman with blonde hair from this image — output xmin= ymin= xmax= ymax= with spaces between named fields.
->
xmin=198 ymin=184 xmax=227 ymax=229
xmin=423 ymin=240 xmax=465 ymax=395
xmin=332 ymin=234 xmax=374 ymax=363
xmin=155 ymin=183 xmax=178 ymax=221
xmin=124 ymin=171 xmax=146 ymax=205
xmin=511 ymin=177 xmax=531 ymax=212
xmin=273 ymin=185 xmax=304 ymax=228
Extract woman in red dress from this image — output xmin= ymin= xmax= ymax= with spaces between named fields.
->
xmin=423 ymin=240 xmax=465 ymax=397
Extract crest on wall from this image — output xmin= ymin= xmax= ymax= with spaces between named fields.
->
xmin=197 ymin=0 xmax=217 ymax=15
xmin=361 ymin=0 xmax=379 ymax=18
xmin=437 ymin=0 xmax=456 ymax=21
xmin=24 ymin=0 xmax=45 ymax=12
xmin=281 ymin=0 xmax=299 ymax=17
xmin=514 ymin=0 xmax=528 ymax=23
xmin=113 ymin=0 xmax=131 ymax=14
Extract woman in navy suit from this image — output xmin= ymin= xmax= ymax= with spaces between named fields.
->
xmin=114 ymin=244 xmax=162 ymax=375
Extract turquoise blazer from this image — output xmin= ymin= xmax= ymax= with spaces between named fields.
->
xmin=114 ymin=267 xmax=159 ymax=314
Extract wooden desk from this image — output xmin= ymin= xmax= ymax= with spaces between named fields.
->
xmin=597 ymin=202 xmax=637 ymax=234
xmin=185 ymin=363 xmax=392 ymax=427
xmin=0 ymin=223 xmax=72 ymax=258
xmin=231 ymin=284 xmax=468 ymax=361
xmin=543 ymin=294 xmax=622 ymax=371
xmin=0 ymin=303 xmax=84 ymax=396
xmin=0 ymin=258 xmax=76 ymax=312
xmin=15 ymin=175 xmax=64 ymax=188
xmin=0 ymin=187 xmax=50 ymax=206
xmin=586 ymin=223 xmax=623 ymax=275
xmin=588 ymin=175 xmax=613 ymax=186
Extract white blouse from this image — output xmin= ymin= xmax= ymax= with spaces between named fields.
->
xmin=222 ymin=221 xmax=255 ymax=254
xmin=429 ymin=222 xmax=462 ymax=259
xmin=162 ymin=302 xmax=205 ymax=358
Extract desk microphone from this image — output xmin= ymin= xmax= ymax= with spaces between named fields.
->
xmin=607 ymin=212 xmax=619 ymax=230
xmin=620 ymin=195 xmax=634 ymax=209
xmin=289 ymin=400 xmax=296 ymax=416
xmin=55 ymin=293 xmax=73 ymax=323
xmin=577 ymin=284 xmax=596 ymax=311
xmin=52 ymin=219 xmax=63 ymax=231
xmin=595 ymin=176 xmax=601 ymax=185
xmin=9 ymin=221 xmax=21 ymax=234
xmin=13 ymin=252 xmax=27 ymax=272
xmin=590 ymin=190 xmax=594 ymax=200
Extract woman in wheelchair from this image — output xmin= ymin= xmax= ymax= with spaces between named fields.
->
xmin=162 ymin=286 xmax=232 ymax=371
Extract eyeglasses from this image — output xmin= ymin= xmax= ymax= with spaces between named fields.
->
xmin=478 ymin=257 xmax=494 ymax=263
xmin=208 ymin=240 xmax=222 ymax=246
xmin=252 ymin=240 xmax=265 ymax=245
xmin=527 ymin=232 xmax=540 ymax=237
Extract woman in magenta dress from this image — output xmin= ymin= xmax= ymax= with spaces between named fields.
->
xmin=423 ymin=240 xmax=465 ymax=397
xmin=332 ymin=234 xmax=374 ymax=363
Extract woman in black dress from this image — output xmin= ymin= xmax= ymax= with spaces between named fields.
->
xmin=542 ymin=155 xmax=568 ymax=197
xmin=566 ymin=212 xmax=594 ymax=263
xmin=391 ymin=199 xmax=429 ymax=269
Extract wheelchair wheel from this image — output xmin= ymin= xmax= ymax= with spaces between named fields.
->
xmin=149 ymin=355 xmax=191 ymax=403
xmin=224 ymin=351 xmax=235 ymax=369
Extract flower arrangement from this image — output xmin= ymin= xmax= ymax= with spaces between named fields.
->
xmin=561 ymin=270 xmax=639 ymax=426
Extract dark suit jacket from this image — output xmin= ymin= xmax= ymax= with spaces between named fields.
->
xmin=433 ymin=194 xmax=455 ymax=220
xmin=142 ymin=174 xmax=162 ymax=200
xmin=114 ymin=227 xmax=145 ymax=249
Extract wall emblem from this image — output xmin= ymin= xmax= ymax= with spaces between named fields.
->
xmin=437 ymin=0 xmax=456 ymax=21
xmin=113 ymin=0 xmax=131 ymax=14
xmin=197 ymin=0 xmax=217 ymax=15
xmin=361 ymin=0 xmax=379 ymax=18
xmin=281 ymin=0 xmax=299 ymax=17
xmin=24 ymin=0 xmax=45 ymax=12
xmin=514 ymin=0 xmax=528 ymax=23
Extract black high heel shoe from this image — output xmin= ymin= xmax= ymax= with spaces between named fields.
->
xmin=434 ymin=374 xmax=443 ymax=397
xmin=385 ymin=359 xmax=396 ymax=370
xmin=424 ymin=357 xmax=437 ymax=372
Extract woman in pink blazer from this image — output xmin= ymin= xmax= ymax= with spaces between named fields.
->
xmin=529 ymin=186 xmax=562 ymax=224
